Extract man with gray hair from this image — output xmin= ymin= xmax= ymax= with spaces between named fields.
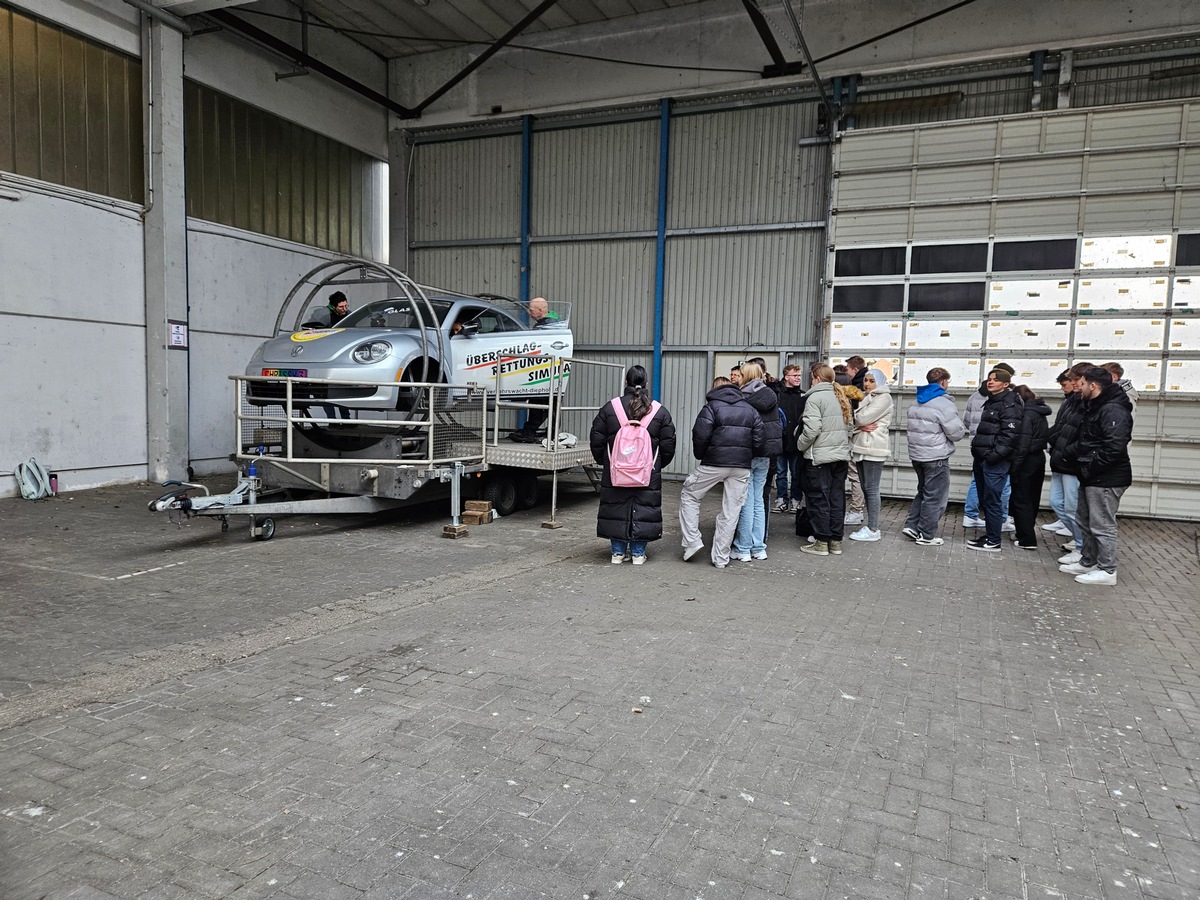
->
xmin=1059 ymin=366 xmax=1134 ymax=586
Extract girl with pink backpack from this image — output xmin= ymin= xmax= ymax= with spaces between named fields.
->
xmin=588 ymin=366 xmax=677 ymax=565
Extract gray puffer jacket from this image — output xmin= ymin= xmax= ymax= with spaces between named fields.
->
xmin=797 ymin=382 xmax=851 ymax=465
xmin=963 ymin=386 xmax=988 ymax=438
xmin=906 ymin=382 xmax=966 ymax=462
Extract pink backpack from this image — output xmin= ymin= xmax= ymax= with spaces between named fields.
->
xmin=608 ymin=398 xmax=661 ymax=488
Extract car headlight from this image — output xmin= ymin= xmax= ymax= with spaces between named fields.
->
xmin=352 ymin=341 xmax=391 ymax=364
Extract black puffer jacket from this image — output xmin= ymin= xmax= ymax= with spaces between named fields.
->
xmin=741 ymin=379 xmax=783 ymax=458
xmin=1047 ymin=392 xmax=1085 ymax=475
xmin=692 ymin=384 xmax=765 ymax=469
xmin=1011 ymin=397 xmax=1051 ymax=470
xmin=589 ymin=390 xmax=677 ymax=542
xmin=970 ymin=387 xmax=1024 ymax=464
xmin=1072 ymin=383 xmax=1134 ymax=488
xmin=773 ymin=381 xmax=807 ymax=451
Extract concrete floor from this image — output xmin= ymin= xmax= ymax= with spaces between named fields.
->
xmin=1 ymin=476 xmax=1198 ymax=900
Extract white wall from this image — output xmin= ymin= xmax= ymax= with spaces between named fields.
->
xmin=393 ymin=0 xmax=1200 ymax=124
xmin=0 ymin=180 xmax=148 ymax=496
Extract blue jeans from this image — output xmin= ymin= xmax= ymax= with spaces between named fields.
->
xmin=611 ymin=539 xmax=646 ymax=558
xmin=972 ymin=459 xmax=1011 ymax=544
xmin=775 ymin=453 xmax=801 ymax=502
xmin=733 ymin=457 xmax=771 ymax=555
xmin=1049 ymin=472 xmax=1082 ymax=546
xmin=965 ymin=472 xmax=1011 ymax=519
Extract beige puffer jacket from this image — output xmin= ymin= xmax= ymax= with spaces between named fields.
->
xmin=850 ymin=383 xmax=893 ymax=462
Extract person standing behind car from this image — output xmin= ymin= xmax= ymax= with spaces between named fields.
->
xmin=731 ymin=362 xmax=783 ymax=562
xmin=589 ymin=365 xmax=676 ymax=566
xmin=679 ymin=378 xmax=764 ymax=569
xmin=1007 ymin=384 xmax=1051 ymax=550
xmin=902 ymin=367 xmax=966 ymax=545
xmin=847 ymin=368 xmax=893 ymax=543
xmin=966 ymin=368 xmax=1023 ymax=553
xmin=797 ymin=364 xmax=853 ymax=558
xmin=1058 ymin=367 xmax=1133 ymax=586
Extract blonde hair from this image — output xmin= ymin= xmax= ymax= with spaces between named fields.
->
xmin=811 ymin=363 xmax=853 ymax=423
xmin=739 ymin=361 xmax=764 ymax=383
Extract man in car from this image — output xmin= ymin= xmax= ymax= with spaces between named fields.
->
xmin=327 ymin=291 xmax=349 ymax=326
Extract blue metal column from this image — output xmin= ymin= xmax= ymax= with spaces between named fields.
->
xmin=519 ymin=114 xmax=533 ymax=302
xmin=652 ymin=99 xmax=671 ymax=400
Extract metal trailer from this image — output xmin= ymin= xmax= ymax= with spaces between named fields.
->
xmin=149 ymin=257 xmax=621 ymax=538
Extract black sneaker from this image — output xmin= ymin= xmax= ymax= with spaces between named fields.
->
xmin=966 ymin=537 xmax=1001 ymax=552
xmin=901 ymin=526 xmax=921 ymax=541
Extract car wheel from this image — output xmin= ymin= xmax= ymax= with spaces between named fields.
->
xmin=515 ymin=471 xmax=540 ymax=510
xmin=482 ymin=474 xmax=517 ymax=517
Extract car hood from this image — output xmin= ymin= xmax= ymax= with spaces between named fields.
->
xmin=253 ymin=328 xmax=427 ymax=366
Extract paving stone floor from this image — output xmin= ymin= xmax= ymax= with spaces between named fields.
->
xmin=1 ymin=477 xmax=1197 ymax=900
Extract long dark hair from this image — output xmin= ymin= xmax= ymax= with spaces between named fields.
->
xmin=625 ymin=365 xmax=651 ymax=419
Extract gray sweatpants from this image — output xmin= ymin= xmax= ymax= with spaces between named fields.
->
xmin=679 ymin=465 xmax=750 ymax=567
xmin=1077 ymin=485 xmax=1126 ymax=574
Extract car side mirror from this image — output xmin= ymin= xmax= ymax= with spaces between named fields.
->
xmin=458 ymin=322 xmax=480 ymax=337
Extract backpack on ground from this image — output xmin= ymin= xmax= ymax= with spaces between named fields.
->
xmin=608 ymin=398 xmax=661 ymax=488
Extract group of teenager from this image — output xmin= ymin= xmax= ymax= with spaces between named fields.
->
xmin=587 ymin=356 xmax=1135 ymax=585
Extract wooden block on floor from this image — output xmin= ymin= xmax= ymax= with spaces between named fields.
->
xmin=442 ymin=524 xmax=470 ymax=539
xmin=465 ymin=500 xmax=493 ymax=512
xmin=462 ymin=511 xmax=490 ymax=525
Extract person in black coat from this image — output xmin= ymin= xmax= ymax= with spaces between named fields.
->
xmin=967 ymin=368 xmax=1024 ymax=551
xmin=678 ymin=378 xmax=765 ymax=569
xmin=772 ymin=364 xmax=807 ymax=512
xmin=589 ymin=366 xmax=676 ymax=565
xmin=1059 ymin=367 xmax=1134 ymax=585
xmin=1008 ymin=384 xmax=1051 ymax=549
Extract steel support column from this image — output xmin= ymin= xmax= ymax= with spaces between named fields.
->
xmin=652 ymin=99 xmax=670 ymax=401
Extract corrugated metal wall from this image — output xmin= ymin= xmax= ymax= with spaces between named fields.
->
xmin=183 ymin=81 xmax=385 ymax=257
xmin=828 ymin=100 xmax=1200 ymax=519
xmin=407 ymin=98 xmax=830 ymax=475
xmin=0 ymin=4 xmax=142 ymax=202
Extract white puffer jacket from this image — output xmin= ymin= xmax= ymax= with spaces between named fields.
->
xmin=850 ymin=375 xmax=893 ymax=462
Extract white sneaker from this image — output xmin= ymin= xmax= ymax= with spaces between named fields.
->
xmin=849 ymin=527 xmax=881 ymax=542
xmin=1059 ymin=562 xmax=1097 ymax=575
xmin=773 ymin=498 xmax=789 ymax=513
xmin=1075 ymin=569 xmax=1116 ymax=585
xmin=1051 ymin=524 xmax=1073 ymax=537
xmin=631 ymin=555 xmax=646 ymax=566
xmin=962 ymin=516 xmax=986 ymax=528
xmin=731 ymin=551 xmax=751 ymax=562
xmin=806 ymin=535 xmax=816 ymax=544
xmin=751 ymin=550 xmax=768 ymax=560
xmin=1000 ymin=517 xmax=1016 ymax=533
xmin=789 ymin=500 xmax=802 ymax=512
xmin=915 ymin=535 xmax=944 ymax=546
xmin=844 ymin=512 xmax=864 ymax=526
xmin=1041 ymin=520 xmax=1064 ymax=532
xmin=611 ymin=553 xmax=626 ymax=564
xmin=683 ymin=543 xmax=704 ymax=561
xmin=1061 ymin=541 xmax=1076 ymax=552
xmin=901 ymin=526 xmax=921 ymax=541
xmin=1058 ymin=551 xmax=1082 ymax=565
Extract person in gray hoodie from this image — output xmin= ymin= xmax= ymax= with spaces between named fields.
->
xmin=903 ymin=367 xmax=967 ymax=544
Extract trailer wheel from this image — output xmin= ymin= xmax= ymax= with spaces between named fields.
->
xmin=515 ymin=471 xmax=540 ymax=510
xmin=483 ymin=475 xmax=517 ymax=517
xmin=254 ymin=517 xmax=276 ymax=541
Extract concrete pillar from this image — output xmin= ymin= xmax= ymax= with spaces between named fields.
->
xmin=388 ymin=127 xmax=410 ymax=271
xmin=142 ymin=18 xmax=189 ymax=482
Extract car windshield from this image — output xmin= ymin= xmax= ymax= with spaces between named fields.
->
xmin=340 ymin=298 xmax=454 ymax=329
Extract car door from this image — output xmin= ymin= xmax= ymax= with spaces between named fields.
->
xmin=447 ymin=305 xmax=572 ymax=398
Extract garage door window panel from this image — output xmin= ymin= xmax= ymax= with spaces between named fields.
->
xmin=908 ymin=282 xmax=986 ymax=312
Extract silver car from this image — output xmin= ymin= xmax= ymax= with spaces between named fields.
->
xmin=245 ymin=293 xmax=573 ymax=412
